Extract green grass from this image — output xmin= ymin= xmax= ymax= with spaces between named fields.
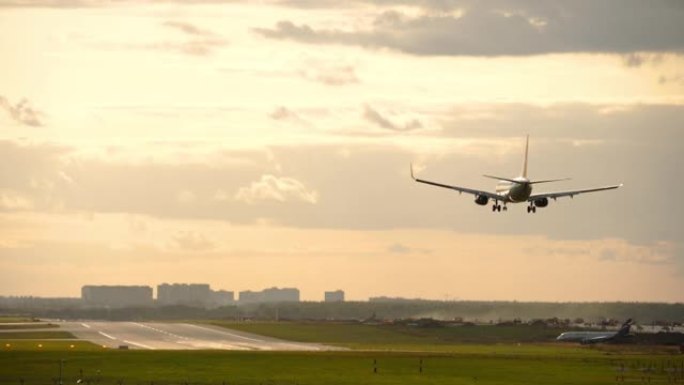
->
xmin=1 ymin=321 xmax=679 ymax=385
xmin=0 ymin=340 xmax=102 ymax=351
xmin=207 ymin=321 xmax=570 ymax=347
xmin=0 ymin=323 xmax=59 ymax=330
xmin=0 ymin=331 xmax=76 ymax=339
xmin=1 ymin=348 xmax=681 ymax=385
xmin=0 ymin=316 xmax=33 ymax=323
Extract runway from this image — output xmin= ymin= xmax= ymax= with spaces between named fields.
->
xmin=58 ymin=321 xmax=337 ymax=351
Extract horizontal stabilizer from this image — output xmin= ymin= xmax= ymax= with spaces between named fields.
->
xmin=529 ymin=178 xmax=571 ymax=184
xmin=482 ymin=175 xmax=520 ymax=184
xmin=483 ymin=175 xmax=570 ymax=185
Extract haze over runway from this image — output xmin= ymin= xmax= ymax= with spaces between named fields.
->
xmin=1 ymin=1 xmax=683 ymax=302
xmin=59 ymin=321 xmax=334 ymax=351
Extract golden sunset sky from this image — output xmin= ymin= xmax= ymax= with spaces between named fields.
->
xmin=1 ymin=0 xmax=683 ymax=301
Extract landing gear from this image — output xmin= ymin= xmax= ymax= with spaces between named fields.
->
xmin=492 ymin=202 xmax=503 ymax=212
xmin=527 ymin=205 xmax=537 ymax=214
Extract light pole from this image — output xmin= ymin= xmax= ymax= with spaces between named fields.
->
xmin=58 ymin=359 xmax=65 ymax=385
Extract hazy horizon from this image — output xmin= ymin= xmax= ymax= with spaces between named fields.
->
xmin=1 ymin=0 xmax=683 ymax=303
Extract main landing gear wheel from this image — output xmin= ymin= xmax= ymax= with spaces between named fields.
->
xmin=492 ymin=204 xmax=502 ymax=212
xmin=527 ymin=206 xmax=537 ymax=213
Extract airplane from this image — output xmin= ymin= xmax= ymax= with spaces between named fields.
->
xmin=410 ymin=136 xmax=623 ymax=213
xmin=556 ymin=319 xmax=633 ymax=344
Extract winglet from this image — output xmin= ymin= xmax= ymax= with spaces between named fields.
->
xmin=410 ymin=163 xmax=416 ymax=180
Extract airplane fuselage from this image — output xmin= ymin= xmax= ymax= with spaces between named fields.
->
xmin=495 ymin=177 xmax=532 ymax=203
xmin=556 ymin=331 xmax=615 ymax=342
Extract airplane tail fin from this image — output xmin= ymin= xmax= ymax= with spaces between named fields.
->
xmin=521 ymin=134 xmax=529 ymax=178
xmin=617 ymin=319 xmax=633 ymax=337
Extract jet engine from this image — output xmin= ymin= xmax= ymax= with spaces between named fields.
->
xmin=533 ymin=198 xmax=549 ymax=207
xmin=474 ymin=195 xmax=489 ymax=206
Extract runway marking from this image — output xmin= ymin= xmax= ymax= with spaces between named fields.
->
xmin=123 ymin=340 xmax=155 ymax=350
xmin=67 ymin=321 xmax=335 ymax=351
xmin=98 ymin=332 xmax=117 ymax=340
xmin=186 ymin=324 xmax=262 ymax=342
xmin=132 ymin=322 xmax=190 ymax=341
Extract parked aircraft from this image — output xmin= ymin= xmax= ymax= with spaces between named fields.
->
xmin=411 ymin=136 xmax=622 ymax=213
xmin=556 ymin=319 xmax=633 ymax=344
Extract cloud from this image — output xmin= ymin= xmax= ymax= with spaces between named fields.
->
xmin=142 ymin=40 xmax=228 ymax=56
xmin=621 ymin=53 xmax=664 ymax=68
xmin=0 ymin=96 xmax=44 ymax=127
xmin=529 ymin=239 xmax=676 ymax=266
xmin=387 ymin=243 xmax=432 ymax=255
xmin=162 ymin=21 xmax=215 ymax=37
xmin=254 ymin=1 xmax=684 ymax=56
xmin=0 ymin=190 xmax=34 ymax=210
xmin=234 ymin=175 xmax=319 ymax=204
xmin=176 ymin=190 xmax=197 ymax=204
xmin=171 ymin=230 xmax=215 ymax=252
xmin=0 ymin=101 xmax=682 ymax=246
xmin=0 ymin=0 xmax=97 ymax=7
xmin=299 ymin=64 xmax=359 ymax=86
xmin=0 ymin=0 xmax=249 ymax=8
xmin=150 ymin=21 xmax=229 ymax=56
xmin=363 ymin=105 xmax=422 ymax=131
xmin=269 ymin=106 xmax=312 ymax=127
xmin=658 ymin=74 xmax=684 ymax=86
xmin=270 ymin=106 xmax=300 ymax=121
xmin=112 ymin=20 xmax=229 ymax=57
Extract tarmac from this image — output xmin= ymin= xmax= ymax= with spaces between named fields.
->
xmin=50 ymin=321 xmax=339 ymax=351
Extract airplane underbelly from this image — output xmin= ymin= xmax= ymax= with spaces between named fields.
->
xmin=508 ymin=184 xmax=532 ymax=202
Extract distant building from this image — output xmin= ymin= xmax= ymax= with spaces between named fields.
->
xmin=238 ymin=287 xmax=300 ymax=304
xmin=210 ymin=290 xmax=235 ymax=307
xmin=262 ymin=287 xmax=299 ymax=302
xmin=157 ymin=283 xmax=211 ymax=307
xmin=82 ymin=285 xmax=153 ymax=308
xmin=324 ymin=290 xmax=345 ymax=302
xmin=238 ymin=290 xmax=261 ymax=303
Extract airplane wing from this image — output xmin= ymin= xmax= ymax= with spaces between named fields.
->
xmin=582 ymin=334 xmax=615 ymax=344
xmin=528 ymin=184 xmax=623 ymax=201
xmin=411 ymin=165 xmax=502 ymax=201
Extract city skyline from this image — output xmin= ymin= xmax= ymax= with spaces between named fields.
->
xmin=1 ymin=1 xmax=683 ymax=302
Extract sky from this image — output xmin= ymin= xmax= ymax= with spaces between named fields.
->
xmin=1 ymin=0 xmax=683 ymax=302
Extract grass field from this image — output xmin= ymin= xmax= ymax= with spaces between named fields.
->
xmin=0 ymin=323 xmax=59 ymax=330
xmin=1 ymin=321 xmax=682 ymax=385
xmin=0 ymin=316 xmax=34 ymax=323
xmin=0 ymin=316 xmax=59 ymax=330
xmin=208 ymin=321 xmax=584 ymax=348
xmin=0 ymin=331 xmax=76 ymax=339
xmin=1 ymin=347 xmax=682 ymax=385
xmin=1 ymin=340 xmax=102 ymax=351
